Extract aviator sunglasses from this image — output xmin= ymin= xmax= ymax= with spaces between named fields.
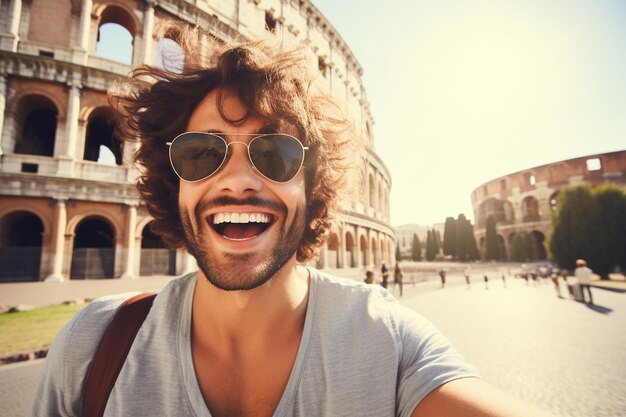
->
xmin=167 ymin=132 xmax=308 ymax=183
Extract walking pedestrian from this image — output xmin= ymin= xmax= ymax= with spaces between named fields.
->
xmin=574 ymin=259 xmax=594 ymax=304
xmin=484 ymin=274 xmax=489 ymax=290
xmin=394 ymin=262 xmax=403 ymax=297
xmin=438 ymin=269 xmax=446 ymax=288
xmin=550 ymin=267 xmax=562 ymax=298
xmin=380 ymin=263 xmax=389 ymax=289
xmin=464 ymin=266 xmax=471 ymax=289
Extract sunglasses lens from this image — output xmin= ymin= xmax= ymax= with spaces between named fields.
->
xmin=169 ymin=133 xmax=227 ymax=181
xmin=249 ymin=134 xmax=305 ymax=182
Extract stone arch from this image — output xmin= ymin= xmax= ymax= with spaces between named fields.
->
xmin=345 ymin=231 xmax=356 ymax=267
xmin=522 ymin=196 xmax=540 ymax=222
xmin=477 ymin=198 xmax=505 ymax=227
xmin=549 ymin=191 xmax=560 ymax=211
xmin=369 ymin=173 xmax=376 ymax=210
xmin=371 ymin=235 xmax=379 ymax=266
xmin=503 ymin=200 xmax=514 ymax=223
xmin=67 ymin=210 xmax=121 ymax=239
xmin=12 ymin=94 xmax=59 ymax=156
xmin=70 ymin=216 xmax=116 ymax=279
xmin=139 ymin=221 xmax=177 ymax=276
xmin=83 ymin=107 xmax=122 ymax=165
xmin=359 ymin=233 xmax=367 ymax=266
xmin=0 ymin=211 xmax=44 ymax=281
xmin=94 ymin=4 xmax=138 ymax=65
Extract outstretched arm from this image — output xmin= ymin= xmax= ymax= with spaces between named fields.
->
xmin=411 ymin=378 xmax=557 ymax=417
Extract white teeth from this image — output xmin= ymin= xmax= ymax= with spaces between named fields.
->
xmin=212 ymin=213 xmax=271 ymax=225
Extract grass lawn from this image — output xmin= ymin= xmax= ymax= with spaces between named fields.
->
xmin=0 ymin=303 xmax=85 ymax=356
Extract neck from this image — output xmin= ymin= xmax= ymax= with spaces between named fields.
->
xmin=191 ymin=257 xmax=310 ymax=354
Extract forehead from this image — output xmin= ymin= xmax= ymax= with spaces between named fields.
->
xmin=186 ymin=89 xmax=266 ymax=133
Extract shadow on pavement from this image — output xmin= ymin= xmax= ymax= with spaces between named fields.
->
xmin=585 ymin=303 xmax=613 ymax=315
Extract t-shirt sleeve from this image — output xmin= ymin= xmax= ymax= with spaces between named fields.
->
xmin=27 ymin=293 xmax=137 ymax=417
xmin=393 ymin=303 xmax=479 ymax=417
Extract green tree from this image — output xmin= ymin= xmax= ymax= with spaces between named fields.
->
xmin=411 ymin=233 xmax=422 ymax=261
xmin=548 ymin=184 xmax=602 ymax=275
xmin=511 ymin=231 xmax=536 ymax=262
xmin=443 ymin=217 xmax=457 ymax=258
xmin=485 ymin=215 xmax=501 ymax=260
xmin=455 ymin=214 xmax=478 ymax=261
xmin=425 ymin=230 xmax=437 ymax=261
xmin=593 ymin=185 xmax=626 ymax=276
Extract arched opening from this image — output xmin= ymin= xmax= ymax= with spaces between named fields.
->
xmin=14 ymin=95 xmax=58 ymax=156
xmin=71 ymin=217 xmax=115 ymax=279
xmin=371 ymin=237 xmax=378 ymax=266
xmin=369 ymin=174 xmax=376 ymax=210
xmin=477 ymin=198 xmax=505 ymax=227
xmin=0 ymin=212 xmax=43 ymax=281
xmin=95 ymin=6 xmax=135 ymax=65
xmin=531 ymin=230 xmax=547 ymax=260
xmin=359 ymin=235 xmax=367 ymax=266
xmin=345 ymin=232 xmax=355 ymax=267
xmin=327 ymin=233 xmax=339 ymax=269
xmin=549 ymin=191 xmax=560 ymax=211
xmin=522 ymin=196 xmax=540 ymax=222
xmin=83 ymin=110 xmax=122 ymax=165
xmin=155 ymin=37 xmax=185 ymax=73
xmin=140 ymin=223 xmax=176 ymax=276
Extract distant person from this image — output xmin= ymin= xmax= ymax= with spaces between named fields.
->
xmin=394 ymin=262 xmax=404 ymax=297
xmin=550 ymin=267 xmax=562 ymax=298
xmin=364 ymin=270 xmax=376 ymax=284
xmin=464 ymin=266 xmax=471 ymax=289
xmin=438 ymin=269 xmax=446 ymax=288
xmin=380 ymin=263 xmax=389 ymax=289
xmin=574 ymin=259 xmax=594 ymax=304
xmin=484 ymin=274 xmax=489 ymax=290
xmin=501 ymin=272 xmax=507 ymax=288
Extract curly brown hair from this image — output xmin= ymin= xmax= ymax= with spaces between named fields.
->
xmin=110 ymin=25 xmax=363 ymax=262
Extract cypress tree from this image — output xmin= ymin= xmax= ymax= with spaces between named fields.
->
xmin=425 ymin=230 xmax=437 ymax=261
xmin=485 ymin=215 xmax=500 ymax=261
xmin=412 ymin=233 xmax=422 ymax=261
xmin=443 ymin=217 xmax=457 ymax=258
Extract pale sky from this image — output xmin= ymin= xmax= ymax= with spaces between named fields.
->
xmin=312 ymin=0 xmax=626 ymax=226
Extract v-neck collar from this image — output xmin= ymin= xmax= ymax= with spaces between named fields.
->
xmin=178 ymin=269 xmax=319 ymax=417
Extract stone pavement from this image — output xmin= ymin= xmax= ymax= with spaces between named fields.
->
xmin=1 ymin=269 xmax=625 ymax=417
xmin=395 ymin=274 xmax=626 ymax=417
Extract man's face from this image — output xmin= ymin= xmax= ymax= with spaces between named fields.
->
xmin=178 ymin=89 xmax=307 ymax=291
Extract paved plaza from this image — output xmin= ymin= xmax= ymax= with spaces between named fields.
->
xmin=1 ymin=272 xmax=625 ymax=417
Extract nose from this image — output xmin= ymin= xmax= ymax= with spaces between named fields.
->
xmin=213 ymin=142 xmax=263 ymax=195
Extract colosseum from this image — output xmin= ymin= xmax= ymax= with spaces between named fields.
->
xmin=471 ymin=150 xmax=626 ymax=260
xmin=0 ymin=0 xmax=393 ymax=282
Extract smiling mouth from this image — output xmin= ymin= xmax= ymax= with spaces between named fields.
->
xmin=210 ymin=212 xmax=274 ymax=240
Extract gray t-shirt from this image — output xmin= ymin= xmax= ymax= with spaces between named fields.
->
xmin=29 ymin=269 xmax=478 ymax=417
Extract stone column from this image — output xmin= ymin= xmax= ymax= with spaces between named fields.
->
xmin=77 ymin=0 xmax=93 ymax=51
xmin=45 ymin=199 xmax=68 ymax=282
xmin=121 ymin=204 xmax=138 ymax=279
xmin=57 ymin=82 xmax=81 ymax=175
xmin=141 ymin=0 xmax=156 ymax=65
xmin=0 ymin=74 xmax=7 ymax=156
xmin=0 ymin=0 xmax=22 ymax=51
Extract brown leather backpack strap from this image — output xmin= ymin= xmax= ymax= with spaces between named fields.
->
xmin=82 ymin=292 xmax=156 ymax=417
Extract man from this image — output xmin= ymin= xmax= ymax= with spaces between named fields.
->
xmin=574 ymin=259 xmax=594 ymax=304
xmin=30 ymin=31 xmax=555 ymax=417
